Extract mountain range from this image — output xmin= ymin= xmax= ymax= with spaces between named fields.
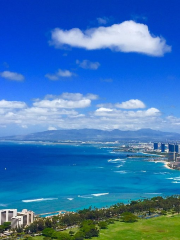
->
xmin=1 ymin=128 xmax=180 ymax=142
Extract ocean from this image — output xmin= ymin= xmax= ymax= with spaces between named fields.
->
xmin=1 ymin=142 xmax=180 ymax=214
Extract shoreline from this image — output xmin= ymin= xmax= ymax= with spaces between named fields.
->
xmin=148 ymin=159 xmax=175 ymax=170
xmin=164 ymin=161 xmax=174 ymax=170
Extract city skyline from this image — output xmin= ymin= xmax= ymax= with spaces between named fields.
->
xmin=1 ymin=0 xmax=180 ymax=136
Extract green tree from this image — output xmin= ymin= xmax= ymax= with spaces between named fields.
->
xmin=121 ymin=212 xmax=138 ymax=223
xmin=3 ymin=222 xmax=11 ymax=230
xmin=98 ymin=221 xmax=108 ymax=229
xmin=42 ymin=228 xmax=55 ymax=237
xmin=52 ymin=231 xmax=71 ymax=240
xmin=73 ymin=231 xmax=84 ymax=240
xmin=69 ymin=230 xmax=75 ymax=236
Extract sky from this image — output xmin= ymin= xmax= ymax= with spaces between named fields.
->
xmin=0 ymin=0 xmax=180 ymax=136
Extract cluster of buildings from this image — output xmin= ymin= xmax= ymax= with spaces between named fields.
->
xmin=0 ymin=209 xmax=34 ymax=229
xmin=154 ymin=142 xmax=180 ymax=163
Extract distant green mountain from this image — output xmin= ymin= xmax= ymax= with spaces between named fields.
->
xmin=1 ymin=128 xmax=180 ymax=142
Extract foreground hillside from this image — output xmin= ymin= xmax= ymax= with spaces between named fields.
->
xmin=32 ymin=215 xmax=180 ymax=240
xmin=92 ymin=215 xmax=180 ymax=240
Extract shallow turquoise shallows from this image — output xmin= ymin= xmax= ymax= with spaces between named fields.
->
xmin=0 ymin=142 xmax=180 ymax=214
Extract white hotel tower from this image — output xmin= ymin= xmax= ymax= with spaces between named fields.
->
xmin=0 ymin=209 xmax=34 ymax=228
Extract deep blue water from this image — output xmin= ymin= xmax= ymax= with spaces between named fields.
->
xmin=1 ymin=142 xmax=180 ymax=214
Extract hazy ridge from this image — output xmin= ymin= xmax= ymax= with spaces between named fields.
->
xmin=1 ymin=128 xmax=180 ymax=142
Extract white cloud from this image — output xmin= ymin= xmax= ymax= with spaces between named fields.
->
xmin=44 ymin=93 xmax=98 ymax=101
xmin=0 ymin=100 xmax=27 ymax=108
xmin=45 ymin=69 xmax=74 ymax=80
xmin=95 ymin=107 xmax=160 ymax=118
xmin=76 ymin=59 xmax=100 ymax=70
xmin=115 ymin=99 xmax=146 ymax=109
xmin=1 ymin=93 xmax=180 ymax=134
xmin=33 ymin=99 xmax=91 ymax=109
xmin=57 ymin=69 xmax=73 ymax=77
xmin=97 ymin=99 xmax=145 ymax=109
xmin=0 ymin=71 xmax=24 ymax=81
xmin=97 ymin=17 xmax=109 ymax=25
xmin=96 ymin=107 xmax=113 ymax=112
xmin=48 ymin=126 xmax=57 ymax=130
xmin=24 ymin=107 xmax=78 ymax=115
xmin=166 ymin=116 xmax=180 ymax=126
xmin=50 ymin=20 xmax=171 ymax=56
xmin=60 ymin=92 xmax=85 ymax=101
xmin=33 ymin=93 xmax=97 ymax=109
xmin=86 ymin=93 xmax=99 ymax=100
xmin=45 ymin=74 xmax=59 ymax=80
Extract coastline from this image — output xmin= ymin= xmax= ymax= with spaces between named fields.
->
xmin=148 ymin=159 xmax=175 ymax=170
xmin=1 ymin=143 xmax=180 ymax=215
xmin=164 ymin=161 xmax=174 ymax=170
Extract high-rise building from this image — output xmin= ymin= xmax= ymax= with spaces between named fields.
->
xmin=154 ymin=142 xmax=158 ymax=150
xmin=0 ymin=209 xmax=17 ymax=225
xmin=161 ymin=143 xmax=165 ymax=152
xmin=175 ymin=144 xmax=179 ymax=153
xmin=168 ymin=144 xmax=175 ymax=152
xmin=0 ymin=209 xmax=34 ymax=228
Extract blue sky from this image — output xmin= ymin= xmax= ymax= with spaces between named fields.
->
xmin=0 ymin=0 xmax=180 ymax=136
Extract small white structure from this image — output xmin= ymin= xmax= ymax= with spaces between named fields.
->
xmin=0 ymin=209 xmax=34 ymax=228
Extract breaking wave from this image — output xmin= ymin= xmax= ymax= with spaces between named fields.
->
xmin=22 ymin=198 xmax=58 ymax=203
xmin=67 ymin=198 xmax=74 ymax=201
xmin=91 ymin=193 xmax=109 ymax=197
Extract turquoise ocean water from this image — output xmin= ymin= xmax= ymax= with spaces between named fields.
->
xmin=0 ymin=142 xmax=180 ymax=214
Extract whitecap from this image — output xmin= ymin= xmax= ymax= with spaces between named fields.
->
xmin=108 ymin=160 xmax=126 ymax=165
xmin=166 ymin=177 xmax=174 ymax=179
xmin=0 ymin=204 xmax=7 ymax=207
xmin=22 ymin=198 xmax=58 ymax=203
xmin=67 ymin=198 xmax=74 ymax=201
xmin=114 ymin=170 xmax=127 ymax=174
xmin=116 ymin=165 xmax=123 ymax=168
xmin=108 ymin=158 xmax=125 ymax=162
xmin=91 ymin=193 xmax=109 ymax=197
xmin=172 ymin=181 xmax=180 ymax=184
xmin=154 ymin=172 xmax=169 ymax=175
xmin=78 ymin=195 xmax=93 ymax=199
xmin=174 ymin=177 xmax=180 ymax=180
xmin=144 ymin=193 xmax=162 ymax=195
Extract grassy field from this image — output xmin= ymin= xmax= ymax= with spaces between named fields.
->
xmin=32 ymin=215 xmax=180 ymax=240
xmin=92 ymin=215 xmax=180 ymax=240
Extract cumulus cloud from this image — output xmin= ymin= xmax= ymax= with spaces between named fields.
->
xmin=115 ymin=99 xmax=146 ymax=109
xmin=97 ymin=99 xmax=145 ymax=109
xmin=33 ymin=92 xmax=97 ymax=109
xmin=33 ymin=99 xmax=91 ymax=109
xmin=76 ymin=60 xmax=100 ymax=70
xmin=0 ymin=94 xmax=178 ymax=133
xmin=0 ymin=100 xmax=27 ymax=108
xmin=0 ymin=71 xmax=24 ymax=81
xmin=45 ymin=69 xmax=74 ymax=80
xmin=95 ymin=107 xmax=160 ymax=118
xmin=96 ymin=107 xmax=113 ymax=112
xmin=50 ymin=20 xmax=171 ymax=56
xmin=44 ymin=93 xmax=98 ymax=101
